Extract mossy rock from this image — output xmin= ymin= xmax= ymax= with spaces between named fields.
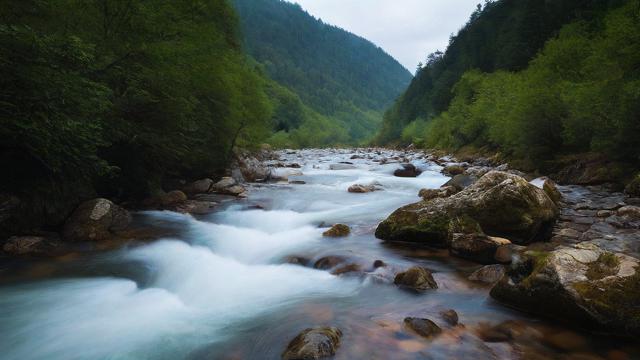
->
xmin=490 ymin=245 xmax=640 ymax=335
xmin=322 ymin=224 xmax=350 ymax=237
xmin=374 ymin=203 xmax=451 ymax=247
xmin=282 ymin=327 xmax=342 ymax=360
xmin=394 ymin=266 xmax=438 ymax=292
xmin=375 ymin=171 xmax=558 ymax=246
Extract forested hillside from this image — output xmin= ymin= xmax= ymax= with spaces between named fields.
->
xmin=375 ymin=0 xmax=638 ymax=169
xmin=0 ymin=0 xmax=272 ymax=234
xmin=233 ymin=0 xmax=412 ymax=147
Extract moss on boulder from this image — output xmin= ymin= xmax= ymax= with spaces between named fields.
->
xmin=375 ymin=171 xmax=558 ymax=249
xmin=490 ymin=243 xmax=640 ymax=335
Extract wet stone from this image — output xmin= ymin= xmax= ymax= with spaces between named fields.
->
xmin=403 ymin=317 xmax=442 ymax=338
xmin=440 ymin=309 xmax=459 ymax=326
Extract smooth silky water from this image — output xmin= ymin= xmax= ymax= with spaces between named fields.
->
xmin=0 ymin=149 xmax=636 ymax=359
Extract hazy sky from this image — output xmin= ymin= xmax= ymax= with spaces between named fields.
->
xmin=289 ymin=0 xmax=480 ymax=72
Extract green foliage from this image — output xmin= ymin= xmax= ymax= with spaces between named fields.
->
xmin=386 ymin=0 xmax=639 ymax=165
xmin=232 ymin=0 xmax=412 ymax=145
xmin=376 ymin=0 xmax=627 ymax=145
xmin=0 ymin=0 xmax=273 ymax=233
xmin=426 ymin=3 xmax=640 ymax=161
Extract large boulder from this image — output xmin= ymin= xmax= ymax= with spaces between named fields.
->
xmin=282 ymin=327 xmax=342 ymax=360
xmin=62 ymin=198 xmax=131 ymax=242
xmin=490 ymin=243 xmax=640 ymax=335
xmin=375 ymin=171 xmax=558 ymax=247
xmin=394 ymin=163 xmax=422 ymax=178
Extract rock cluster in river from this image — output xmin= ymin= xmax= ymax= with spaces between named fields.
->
xmin=376 ymin=171 xmax=559 ymax=263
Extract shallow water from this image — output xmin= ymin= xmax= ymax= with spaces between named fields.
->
xmin=0 ymin=149 xmax=637 ymax=360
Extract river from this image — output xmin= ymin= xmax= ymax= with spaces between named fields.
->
xmin=0 ymin=149 xmax=636 ymax=359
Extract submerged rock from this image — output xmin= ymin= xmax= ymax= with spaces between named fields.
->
xmin=322 ymin=224 xmax=350 ymax=237
xmin=403 ymin=317 xmax=442 ymax=338
xmin=63 ymin=198 xmax=131 ymax=242
xmin=490 ymin=244 xmax=640 ymax=335
xmin=394 ymin=163 xmax=422 ymax=178
xmin=348 ymin=184 xmax=379 ymax=193
xmin=282 ymin=327 xmax=342 ymax=360
xmin=376 ymin=171 xmax=558 ymax=248
xmin=394 ymin=266 xmax=438 ymax=292
xmin=329 ymin=163 xmax=356 ymax=170
xmin=440 ymin=309 xmax=459 ymax=326
xmin=313 ymin=256 xmax=347 ymax=270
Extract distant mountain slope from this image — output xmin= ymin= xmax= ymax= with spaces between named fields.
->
xmin=375 ymin=0 xmax=625 ymax=144
xmin=232 ymin=0 xmax=412 ymax=144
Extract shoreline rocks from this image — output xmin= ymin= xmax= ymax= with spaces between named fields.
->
xmin=62 ymin=198 xmax=131 ymax=242
xmin=2 ymin=235 xmax=59 ymax=255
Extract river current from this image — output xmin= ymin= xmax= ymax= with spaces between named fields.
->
xmin=0 ymin=149 xmax=636 ymax=359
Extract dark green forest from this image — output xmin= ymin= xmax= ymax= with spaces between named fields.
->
xmin=0 ymin=0 xmax=272 ymax=233
xmin=376 ymin=0 xmax=639 ymax=168
xmin=232 ymin=0 xmax=412 ymax=147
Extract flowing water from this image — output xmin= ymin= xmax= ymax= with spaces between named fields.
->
xmin=0 ymin=149 xmax=637 ymax=360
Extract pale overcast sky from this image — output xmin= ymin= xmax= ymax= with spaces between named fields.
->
xmin=289 ymin=0 xmax=480 ymax=72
